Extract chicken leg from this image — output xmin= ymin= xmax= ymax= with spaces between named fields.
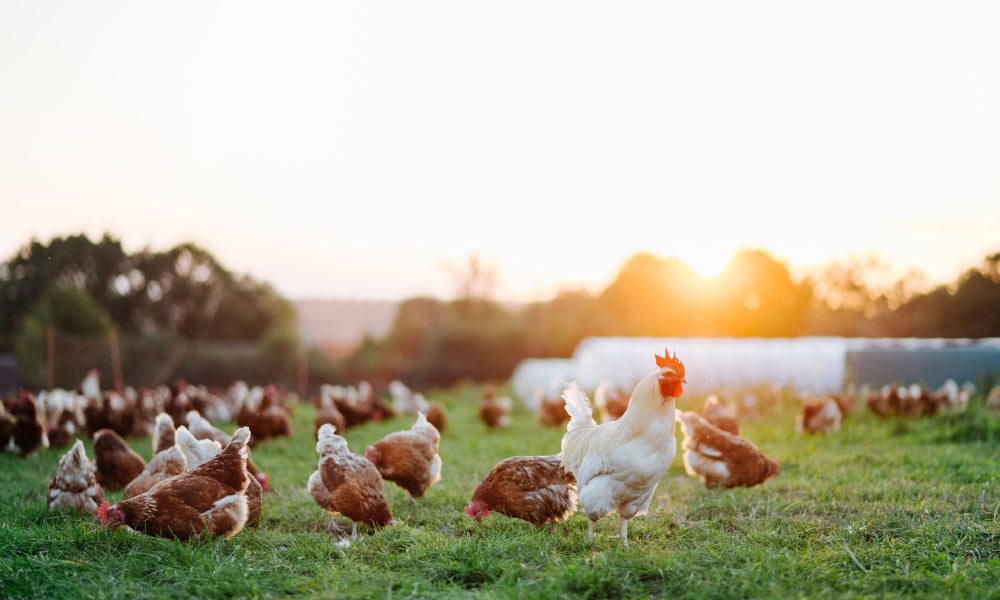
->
xmin=351 ymin=521 xmax=358 ymax=540
xmin=609 ymin=515 xmax=629 ymax=547
xmin=587 ymin=520 xmax=595 ymax=541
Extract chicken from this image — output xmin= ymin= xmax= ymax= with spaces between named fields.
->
xmin=93 ymin=429 xmax=146 ymax=489
xmin=175 ymin=426 xmax=263 ymax=526
xmin=987 ymin=385 xmax=1000 ymax=413
xmin=796 ymin=396 xmax=842 ymax=434
xmin=365 ymin=413 xmax=442 ymax=499
xmin=911 ymin=385 xmax=946 ymax=417
xmin=314 ymin=394 xmax=347 ymax=438
xmin=185 ymin=411 xmax=229 ymax=446
xmin=388 ymin=380 xmax=420 ymax=415
xmin=827 ymin=393 xmax=855 ymax=418
xmin=560 ymin=349 xmax=686 ymax=547
xmin=701 ymin=395 xmax=740 ymax=435
xmin=123 ymin=445 xmax=187 ymax=498
xmin=939 ymin=379 xmax=971 ymax=415
xmin=152 ymin=413 xmax=176 ymax=455
xmin=675 ymin=411 xmax=779 ymax=489
xmin=424 ymin=400 xmax=448 ymax=433
xmin=332 ymin=382 xmax=396 ymax=427
xmin=186 ymin=411 xmax=269 ymax=490
xmin=11 ymin=392 xmax=49 ymax=456
xmin=536 ymin=392 xmax=570 ymax=427
xmin=237 ymin=385 xmax=292 ymax=444
xmin=166 ymin=380 xmax=194 ymax=428
xmin=0 ymin=402 xmax=14 ymax=450
xmin=80 ymin=368 xmax=101 ymax=399
xmin=866 ymin=386 xmax=892 ymax=418
xmin=891 ymin=385 xmax=921 ymax=417
xmin=328 ymin=386 xmax=368 ymax=428
xmin=366 ymin=384 xmax=397 ymax=421
xmin=594 ymin=381 xmax=630 ymax=423
xmin=867 ymin=383 xmax=950 ymax=418
xmin=479 ymin=385 xmax=511 ymax=429
xmin=465 ymin=455 xmax=577 ymax=526
xmin=45 ymin=403 xmax=77 ymax=449
xmin=384 ymin=382 xmax=447 ymax=431
xmin=309 ymin=423 xmax=393 ymax=538
xmin=103 ymin=390 xmax=138 ymax=437
xmin=95 ymin=427 xmax=252 ymax=540
xmin=47 ymin=440 xmax=104 ymax=513
xmin=82 ymin=388 xmax=139 ymax=438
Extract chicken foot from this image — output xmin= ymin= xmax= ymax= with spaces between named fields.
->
xmin=608 ymin=516 xmax=629 ymax=547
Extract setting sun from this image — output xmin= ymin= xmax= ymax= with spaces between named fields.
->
xmin=680 ymin=250 xmax=733 ymax=280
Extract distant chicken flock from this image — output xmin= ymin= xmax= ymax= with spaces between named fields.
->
xmin=4 ymin=351 xmax=998 ymax=548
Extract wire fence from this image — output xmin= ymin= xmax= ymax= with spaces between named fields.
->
xmin=13 ymin=328 xmax=323 ymax=395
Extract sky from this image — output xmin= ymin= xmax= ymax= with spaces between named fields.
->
xmin=2 ymin=1 xmax=999 ymax=301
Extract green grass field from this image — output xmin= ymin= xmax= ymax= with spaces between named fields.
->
xmin=2 ymin=385 xmax=999 ymax=599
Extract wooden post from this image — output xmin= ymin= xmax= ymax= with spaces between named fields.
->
xmin=297 ymin=345 xmax=308 ymax=400
xmin=109 ymin=328 xmax=124 ymax=392
xmin=152 ymin=345 xmax=186 ymax=388
xmin=46 ymin=326 xmax=55 ymax=391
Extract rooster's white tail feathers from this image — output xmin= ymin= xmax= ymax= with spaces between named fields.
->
xmin=562 ymin=383 xmax=597 ymax=432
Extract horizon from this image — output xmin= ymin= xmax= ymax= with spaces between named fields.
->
xmin=3 ymin=1 xmax=1000 ymax=302
xmin=3 ymin=231 xmax=996 ymax=305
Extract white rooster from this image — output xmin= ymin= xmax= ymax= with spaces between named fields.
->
xmin=560 ymin=349 xmax=685 ymax=547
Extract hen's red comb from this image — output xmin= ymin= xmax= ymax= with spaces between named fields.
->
xmin=96 ymin=501 xmax=110 ymax=523
xmin=655 ymin=348 xmax=685 ymax=377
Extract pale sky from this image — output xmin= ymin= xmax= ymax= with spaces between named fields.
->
xmin=2 ymin=1 xmax=999 ymax=301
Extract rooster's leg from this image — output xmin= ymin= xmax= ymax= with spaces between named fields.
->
xmin=587 ymin=520 xmax=595 ymax=541
xmin=620 ymin=516 xmax=629 ymax=548
xmin=351 ymin=521 xmax=357 ymax=540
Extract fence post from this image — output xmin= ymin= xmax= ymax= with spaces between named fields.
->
xmin=46 ymin=326 xmax=55 ymax=391
xmin=109 ymin=328 xmax=124 ymax=392
xmin=152 ymin=345 xmax=186 ymax=388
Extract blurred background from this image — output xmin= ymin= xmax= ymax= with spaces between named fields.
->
xmin=2 ymin=1 xmax=999 ymax=394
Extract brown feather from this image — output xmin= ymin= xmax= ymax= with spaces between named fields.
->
xmin=470 ymin=456 xmax=577 ymax=524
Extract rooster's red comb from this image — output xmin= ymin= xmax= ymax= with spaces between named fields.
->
xmin=96 ymin=501 xmax=110 ymax=523
xmin=655 ymin=348 xmax=685 ymax=377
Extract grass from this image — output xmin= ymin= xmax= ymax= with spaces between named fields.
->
xmin=2 ymin=384 xmax=999 ymax=599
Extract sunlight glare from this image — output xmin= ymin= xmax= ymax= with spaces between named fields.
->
xmin=681 ymin=250 xmax=732 ymax=279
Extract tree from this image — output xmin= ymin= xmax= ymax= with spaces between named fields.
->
xmin=0 ymin=234 xmax=127 ymax=337
xmin=444 ymin=254 xmax=497 ymax=301
xmin=0 ymin=234 xmax=294 ymax=343
xmin=710 ymin=249 xmax=812 ymax=337
xmin=597 ymin=253 xmax=706 ymax=335
xmin=15 ymin=286 xmax=111 ymax=389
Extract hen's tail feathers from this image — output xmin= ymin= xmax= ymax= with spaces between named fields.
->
xmin=202 ymin=493 xmax=249 ymax=539
xmin=593 ymin=381 xmax=611 ymax=409
xmin=562 ymin=383 xmax=597 ymax=432
xmin=675 ymin=410 xmax=699 ymax=438
xmin=413 ymin=412 xmax=440 ymax=440
xmin=227 ymin=427 xmax=251 ymax=459
xmin=152 ymin=413 xmax=174 ymax=453
xmin=175 ymin=426 xmax=198 ymax=449
xmin=316 ymin=424 xmax=347 ymax=457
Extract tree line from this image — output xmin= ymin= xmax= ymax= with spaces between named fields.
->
xmin=0 ymin=234 xmax=314 ymax=389
xmin=3 ymin=234 xmax=998 ymax=390
xmin=343 ymin=249 xmax=1000 ymax=387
